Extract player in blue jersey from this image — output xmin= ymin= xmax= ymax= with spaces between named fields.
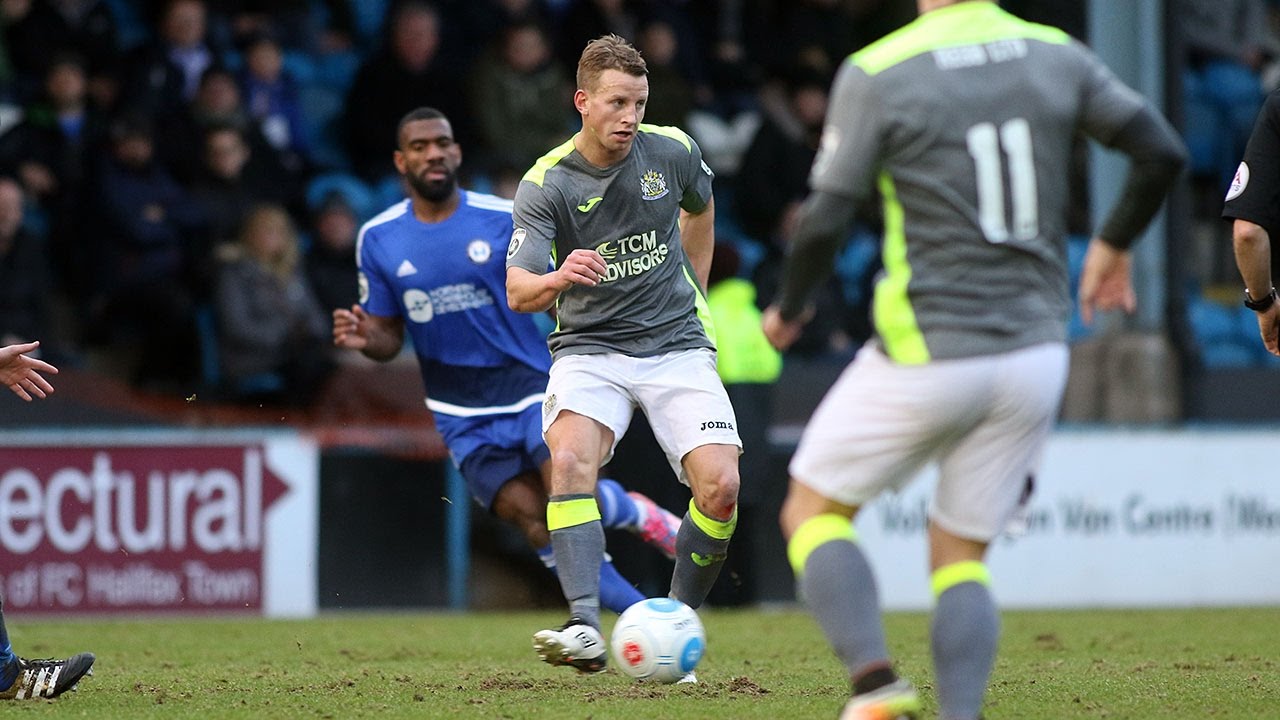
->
xmin=331 ymin=108 xmax=681 ymax=614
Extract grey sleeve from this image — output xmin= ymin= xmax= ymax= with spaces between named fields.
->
xmin=680 ymin=133 xmax=715 ymax=213
xmin=1094 ymin=106 xmax=1189 ymax=250
xmin=808 ymin=60 xmax=883 ymax=205
xmin=1073 ymin=44 xmax=1186 ymax=249
xmin=773 ymin=190 xmax=859 ymax=322
xmin=507 ymin=181 xmax=559 ymax=273
xmin=1076 ymin=44 xmax=1150 ymax=146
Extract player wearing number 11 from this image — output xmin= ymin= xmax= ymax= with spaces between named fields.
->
xmin=761 ymin=2 xmax=1186 ymax=719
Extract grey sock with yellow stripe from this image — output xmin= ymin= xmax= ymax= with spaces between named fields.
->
xmin=788 ymin=514 xmax=890 ymax=678
xmin=547 ymin=494 xmax=605 ymax=630
xmin=930 ymin=561 xmax=998 ymax=720
xmin=669 ymin=499 xmax=736 ymax=609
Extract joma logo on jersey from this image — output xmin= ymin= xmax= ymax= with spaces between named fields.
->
xmin=699 ymin=420 xmax=734 ymax=432
xmin=640 ymin=170 xmax=668 ymax=200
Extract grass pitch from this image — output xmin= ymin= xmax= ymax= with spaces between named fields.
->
xmin=7 ymin=606 xmax=1280 ymax=718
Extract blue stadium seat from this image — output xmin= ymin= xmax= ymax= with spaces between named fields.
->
xmin=835 ymin=229 xmax=878 ymax=308
xmin=1065 ymin=235 xmax=1092 ymax=342
xmin=299 ymin=84 xmax=349 ymax=171
xmin=1188 ymin=297 xmax=1257 ymax=368
xmin=1189 ymin=297 xmax=1238 ymax=343
xmin=1235 ymin=306 xmax=1277 ymax=364
xmin=282 ymin=50 xmax=318 ymax=86
xmin=194 ymin=304 xmax=286 ymax=399
xmin=313 ymin=51 xmax=361 ymax=94
xmin=195 ymin=304 xmax=221 ymax=390
xmin=372 ymin=175 xmax=407 ymax=214
xmin=1066 ymin=235 xmax=1088 ymax=286
xmin=705 ymin=184 xmax=766 ymax=279
xmin=305 ymin=172 xmax=376 ymax=222
xmin=728 ymin=236 xmax=766 ymax=280
xmin=1202 ymin=343 xmax=1259 ymax=368
xmin=101 ymin=0 xmax=150 ymax=51
xmin=347 ymin=0 xmax=391 ymax=51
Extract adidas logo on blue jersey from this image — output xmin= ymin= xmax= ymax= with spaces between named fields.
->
xmin=396 ymin=260 xmax=418 ymax=277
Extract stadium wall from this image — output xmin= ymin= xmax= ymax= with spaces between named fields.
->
xmin=858 ymin=428 xmax=1280 ymax=610
xmin=3 ymin=427 xmax=1278 ymax=616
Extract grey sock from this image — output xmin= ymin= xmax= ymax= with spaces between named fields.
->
xmin=801 ymin=539 xmax=891 ymax=676
xmin=931 ymin=581 xmax=998 ymax=720
xmin=669 ymin=511 xmax=731 ymax=609
xmin=550 ymin=518 xmax=605 ymax=630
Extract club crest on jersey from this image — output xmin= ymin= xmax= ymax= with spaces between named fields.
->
xmin=468 ymin=239 xmax=491 ymax=264
xmin=640 ymin=170 xmax=668 ymax=200
xmin=507 ymin=228 xmax=526 ymax=258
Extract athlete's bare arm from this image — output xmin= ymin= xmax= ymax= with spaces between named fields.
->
xmin=679 ymin=196 xmax=715 ymax=291
xmin=332 ymin=305 xmax=406 ymax=361
xmin=1233 ymin=219 xmax=1280 ymax=355
xmin=506 ymin=249 xmax=608 ymax=313
xmin=0 ymin=341 xmax=56 ymax=401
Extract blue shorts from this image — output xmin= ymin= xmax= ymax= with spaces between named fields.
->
xmin=434 ymin=402 xmax=550 ymax=510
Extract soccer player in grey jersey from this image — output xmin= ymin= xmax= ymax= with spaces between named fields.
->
xmin=507 ymin=34 xmax=742 ymax=678
xmin=761 ymin=2 xmax=1186 ymax=719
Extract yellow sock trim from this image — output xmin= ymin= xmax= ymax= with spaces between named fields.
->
xmin=787 ymin=514 xmax=857 ymax=578
xmin=688 ymin=499 xmax=737 ymax=540
xmin=546 ymin=497 xmax=601 ymax=531
xmin=931 ymin=561 xmax=991 ymax=598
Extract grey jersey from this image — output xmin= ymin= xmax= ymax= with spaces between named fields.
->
xmin=813 ymin=2 xmax=1150 ymax=362
xmin=507 ymin=125 xmax=716 ymax=360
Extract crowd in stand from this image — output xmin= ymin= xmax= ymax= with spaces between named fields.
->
xmin=0 ymin=0 xmax=929 ymax=408
xmin=9 ymin=0 xmax=1254 ymax=408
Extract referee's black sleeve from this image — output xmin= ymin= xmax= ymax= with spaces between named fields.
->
xmin=1223 ymin=90 xmax=1280 ymax=236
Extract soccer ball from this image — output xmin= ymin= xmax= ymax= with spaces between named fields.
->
xmin=610 ymin=598 xmax=705 ymax=683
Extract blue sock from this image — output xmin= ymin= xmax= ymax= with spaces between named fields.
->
xmin=0 ymin=607 xmax=15 ymax=690
xmin=536 ymin=545 xmax=556 ymax=569
xmin=598 ymin=559 xmax=644 ymax=613
xmin=537 ymin=544 xmax=643 ymax=614
xmin=597 ymin=478 xmax=640 ymax=529
xmin=0 ymin=649 xmax=13 ymax=692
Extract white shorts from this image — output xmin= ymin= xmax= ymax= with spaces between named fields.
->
xmin=542 ymin=348 xmax=742 ymax=483
xmin=790 ymin=342 xmax=1069 ymax=541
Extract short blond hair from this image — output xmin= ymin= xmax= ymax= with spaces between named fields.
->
xmin=576 ymin=34 xmax=647 ymax=92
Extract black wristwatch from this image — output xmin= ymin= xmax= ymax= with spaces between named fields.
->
xmin=1244 ymin=287 xmax=1277 ymax=312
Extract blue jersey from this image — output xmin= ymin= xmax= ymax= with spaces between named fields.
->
xmin=356 ymin=190 xmax=551 ymax=416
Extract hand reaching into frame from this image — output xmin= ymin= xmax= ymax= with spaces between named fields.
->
xmin=0 ymin=341 xmax=57 ymax=401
